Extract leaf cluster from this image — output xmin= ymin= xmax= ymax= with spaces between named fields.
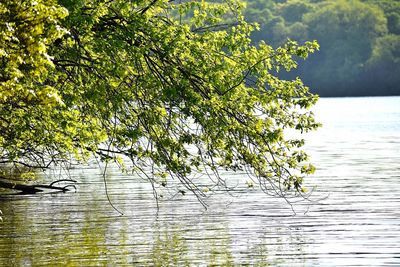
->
xmin=1 ymin=0 xmax=320 ymax=206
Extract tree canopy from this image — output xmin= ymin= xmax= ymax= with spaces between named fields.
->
xmin=244 ymin=0 xmax=400 ymax=96
xmin=0 ymin=0 xmax=319 ymax=206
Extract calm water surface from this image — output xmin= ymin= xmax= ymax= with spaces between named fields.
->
xmin=1 ymin=96 xmax=400 ymax=266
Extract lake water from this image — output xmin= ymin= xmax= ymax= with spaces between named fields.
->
xmin=1 ymin=96 xmax=400 ymax=266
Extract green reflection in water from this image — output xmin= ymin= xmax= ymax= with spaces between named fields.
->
xmin=0 ymin=197 xmax=123 ymax=266
xmin=150 ymin=225 xmax=190 ymax=266
xmin=0 ymin=183 xmax=307 ymax=266
xmin=207 ymin=237 xmax=234 ymax=266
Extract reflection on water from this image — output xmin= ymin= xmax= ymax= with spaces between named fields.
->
xmin=1 ymin=97 xmax=400 ymax=266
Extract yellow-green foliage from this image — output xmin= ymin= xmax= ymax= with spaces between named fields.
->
xmin=0 ymin=0 xmax=68 ymax=103
xmin=1 ymin=0 xmax=320 ymax=202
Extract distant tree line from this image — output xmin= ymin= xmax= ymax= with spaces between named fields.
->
xmin=244 ymin=0 xmax=400 ymax=96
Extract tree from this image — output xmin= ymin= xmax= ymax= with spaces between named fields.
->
xmin=366 ymin=0 xmax=400 ymax=35
xmin=301 ymin=0 xmax=387 ymax=95
xmin=1 ymin=0 xmax=319 ymax=207
xmin=364 ymin=34 xmax=400 ymax=94
xmin=0 ymin=0 xmax=103 ymax=171
xmin=243 ymin=0 xmax=400 ymax=97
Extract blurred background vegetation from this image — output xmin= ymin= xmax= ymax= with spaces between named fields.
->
xmin=244 ymin=0 xmax=400 ymax=96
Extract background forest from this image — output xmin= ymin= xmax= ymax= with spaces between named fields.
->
xmin=244 ymin=0 xmax=400 ymax=96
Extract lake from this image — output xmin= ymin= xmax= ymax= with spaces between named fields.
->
xmin=1 ymin=96 xmax=400 ymax=266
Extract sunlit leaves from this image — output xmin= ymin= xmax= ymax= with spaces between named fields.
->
xmin=1 ymin=0 xmax=320 ymax=204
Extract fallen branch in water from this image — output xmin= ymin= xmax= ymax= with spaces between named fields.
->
xmin=0 ymin=177 xmax=76 ymax=194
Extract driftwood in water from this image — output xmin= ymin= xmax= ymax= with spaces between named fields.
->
xmin=0 ymin=178 xmax=75 ymax=194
